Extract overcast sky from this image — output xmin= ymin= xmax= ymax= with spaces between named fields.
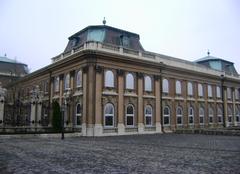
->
xmin=0 ymin=0 xmax=239 ymax=73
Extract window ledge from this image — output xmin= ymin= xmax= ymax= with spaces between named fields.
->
xmin=124 ymin=93 xmax=137 ymax=97
xmin=143 ymin=95 xmax=155 ymax=99
xmin=102 ymin=91 xmax=118 ymax=96
xmin=73 ymin=91 xmax=83 ymax=96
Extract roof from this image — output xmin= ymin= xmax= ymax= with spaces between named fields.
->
xmin=69 ymin=25 xmax=140 ymax=40
xmin=194 ymin=55 xmax=233 ymax=64
xmin=0 ymin=56 xmax=26 ymax=65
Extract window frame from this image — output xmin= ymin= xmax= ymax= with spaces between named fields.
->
xmin=145 ymin=105 xmax=153 ymax=127
xmin=125 ymin=73 xmax=134 ymax=90
xmin=162 ymin=78 xmax=169 ymax=94
xmin=208 ymin=107 xmax=214 ymax=124
xmin=104 ymin=70 xmax=114 ymax=88
xmin=176 ymin=106 xmax=183 ymax=125
xmin=64 ymin=73 xmax=70 ymax=90
xmin=163 ymin=106 xmax=170 ymax=126
xmin=76 ymin=103 xmax=82 ymax=126
xmin=198 ymin=84 xmax=203 ymax=97
xmin=54 ymin=76 xmax=60 ymax=92
xmin=175 ymin=80 xmax=182 ymax=95
xmin=199 ymin=107 xmax=205 ymax=125
xmin=76 ymin=70 xmax=82 ymax=88
xmin=208 ymin=85 xmax=212 ymax=98
xmin=126 ymin=104 xmax=135 ymax=127
xmin=144 ymin=75 xmax=152 ymax=92
xmin=187 ymin=82 xmax=193 ymax=96
xmin=104 ymin=103 xmax=115 ymax=128
xmin=188 ymin=107 xmax=194 ymax=125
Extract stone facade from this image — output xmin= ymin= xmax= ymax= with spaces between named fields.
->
xmin=2 ymin=25 xmax=240 ymax=136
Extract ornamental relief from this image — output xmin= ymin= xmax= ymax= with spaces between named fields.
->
xmin=162 ymin=100 xmax=172 ymax=109
xmin=124 ymin=96 xmax=137 ymax=106
xmin=102 ymin=96 xmax=117 ymax=106
xmin=73 ymin=96 xmax=82 ymax=105
xmin=143 ymin=98 xmax=155 ymax=107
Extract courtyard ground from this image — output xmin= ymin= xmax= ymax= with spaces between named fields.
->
xmin=0 ymin=134 xmax=239 ymax=174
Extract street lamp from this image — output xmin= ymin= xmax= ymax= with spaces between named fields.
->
xmin=61 ymin=89 xmax=71 ymax=140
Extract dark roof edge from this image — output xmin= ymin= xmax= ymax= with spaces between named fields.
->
xmin=68 ymin=25 xmax=140 ymax=40
xmin=0 ymin=60 xmax=27 ymax=66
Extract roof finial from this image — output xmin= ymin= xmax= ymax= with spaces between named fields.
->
xmin=4 ymin=53 xmax=7 ymax=57
xmin=103 ymin=17 xmax=106 ymax=25
xmin=207 ymin=49 xmax=210 ymax=56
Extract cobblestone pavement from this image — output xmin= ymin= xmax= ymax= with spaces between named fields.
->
xmin=0 ymin=134 xmax=240 ymax=174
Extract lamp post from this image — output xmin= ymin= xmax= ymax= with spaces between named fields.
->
xmin=61 ymin=89 xmax=71 ymax=140
xmin=0 ymin=83 xmax=7 ymax=126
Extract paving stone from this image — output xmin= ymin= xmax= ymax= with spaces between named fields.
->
xmin=0 ymin=134 xmax=239 ymax=174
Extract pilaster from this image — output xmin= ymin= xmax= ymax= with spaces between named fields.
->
xmin=94 ymin=66 xmax=103 ymax=135
xmin=137 ymin=72 xmax=143 ymax=130
xmin=118 ymin=69 xmax=125 ymax=133
xmin=154 ymin=75 xmax=161 ymax=133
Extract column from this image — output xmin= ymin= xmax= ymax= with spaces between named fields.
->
xmin=49 ymin=77 xmax=54 ymax=126
xmin=82 ymin=67 xmax=88 ymax=136
xmin=154 ymin=75 xmax=161 ymax=133
xmin=59 ymin=74 xmax=64 ymax=106
xmin=232 ymin=88 xmax=237 ymax=126
xmin=137 ymin=73 xmax=144 ymax=133
xmin=69 ymin=70 xmax=75 ymax=127
xmin=86 ymin=65 xmax=94 ymax=136
xmin=94 ymin=66 xmax=103 ymax=136
xmin=223 ymin=87 xmax=228 ymax=127
xmin=117 ymin=69 xmax=125 ymax=135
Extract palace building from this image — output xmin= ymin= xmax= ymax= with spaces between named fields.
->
xmin=2 ymin=24 xmax=240 ymax=136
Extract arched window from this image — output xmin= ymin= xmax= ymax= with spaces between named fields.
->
xmin=217 ymin=106 xmax=223 ymax=123
xmin=162 ymin=79 xmax=169 ymax=93
xmin=64 ymin=74 xmax=70 ymax=90
xmin=54 ymin=76 xmax=59 ymax=92
xmin=198 ymin=84 xmax=203 ymax=97
xmin=227 ymin=106 xmax=232 ymax=123
xmin=216 ymin=86 xmax=221 ymax=98
xmin=188 ymin=107 xmax=194 ymax=125
xmin=176 ymin=80 xmax=182 ymax=95
xmin=163 ymin=106 xmax=170 ymax=125
xmin=145 ymin=105 xmax=153 ymax=126
xmin=236 ymin=106 xmax=240 ymax=122
xmin=76 ymin=70 xmax=82 ymax=87
xmin=199 ymin=107 xmax=204 ymax=125
xmin=208 ymin=107 xmax=214 ymax=124
xmin=126 ymin=73 xmax=134 ymax=89
xmin=176 ymin=106 xmax=183 ymax=125
xmin=104 ymin=103 xmax=114 ymax=127
xmin=126 ymin=104 xmax=134 ymax=127
xmin=227 ymin=88 xmax=232 ymax=99
xmin=76 ymin=103 xmax=82 ymax=125
xmin=208 ymin=85 xmax=212 ymax=98
xmin=144 ymin=75 xmax=152 ymax=91
xmin=235 ymin=89 xmax=239 ymax=100
xmin=187 ymin=82 xmax=193 ymax=96
xmin=105 ymin=70 xmax=114 ymax=87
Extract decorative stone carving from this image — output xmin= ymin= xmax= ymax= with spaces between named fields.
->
xmin=117 ymin=69 xmax=124 ymax=76
xmin=137 ymin=72 xmax=143 ymax=78
xmin=83 ymin=66 xmax=89 ymax=73
xmin=95 ymin=65 xmax=103 ymax=73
